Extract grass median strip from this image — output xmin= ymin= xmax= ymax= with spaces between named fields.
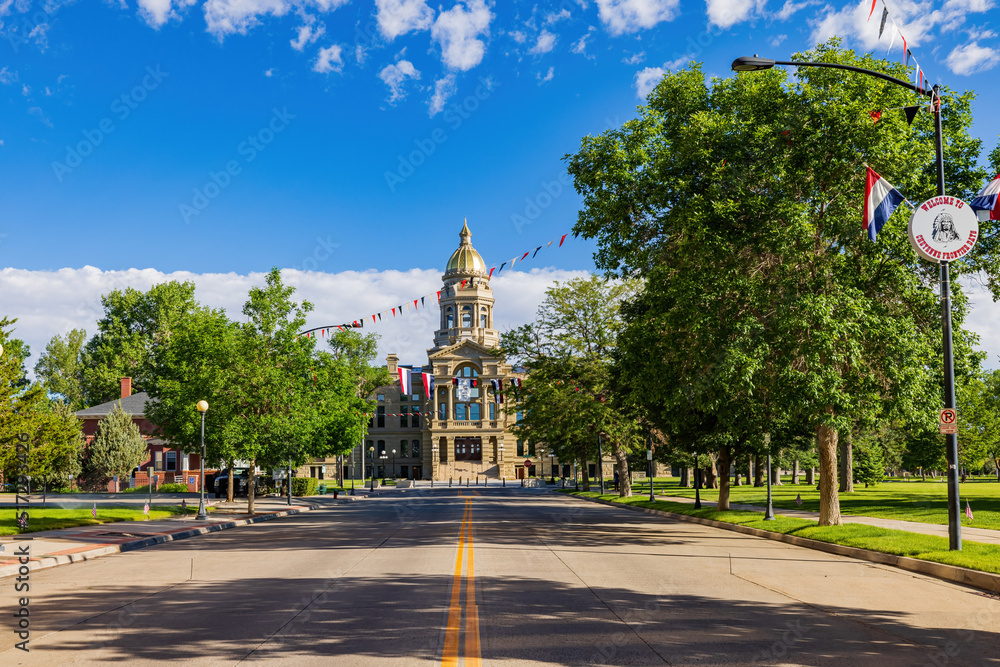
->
xmin=563 ymin=490 xmax=1000 ymax=576
xmin=1 ymin=506 xmax=205 ymax=536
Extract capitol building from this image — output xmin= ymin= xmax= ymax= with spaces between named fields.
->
xmin=304 ymin=222 xmax=564 ymax=484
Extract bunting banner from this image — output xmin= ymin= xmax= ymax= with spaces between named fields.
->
xmin=422 ymin=372 xmax=434 ymax=397
xmin=294 ymin=230 xmax=573 ymax=338
xmin=870 ymin=0 xmax=931 ymax=92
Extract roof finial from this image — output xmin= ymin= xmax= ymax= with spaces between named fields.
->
xmin=460 ymin=219 xmax=472 ymax=244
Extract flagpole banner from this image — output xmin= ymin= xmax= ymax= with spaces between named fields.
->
xmin=971 ymin=174 xmax=1000 ymax=221
xmin=864 ymin=167 xmax=906 ymax=242
xmin=399 ymin=367 xmax=412 ymax=395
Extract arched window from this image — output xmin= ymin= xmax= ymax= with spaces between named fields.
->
xmin=480 ymin=306 xmax=487 ymax=328
xmin=462 ymin=305 xmax=472 ymax=327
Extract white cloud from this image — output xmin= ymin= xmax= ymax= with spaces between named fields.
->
xmin=634 ymin=65 xmax=665 ymax=97
xmin=379 ymin=59 xmax=421 ymax=102
xmin=809 ymin=0 xmax=943 ymax=50
xmin=944 ymin=0 xmax=994 ymax=11
xmin=428 ymin=73 xmax=457 ymax=116
xmin=706 ymin=0 xmax=765 ymax=28
xmin=509 ymin=29 xmax=526 ymax=43
xmin=529 ymin=29 xmax=557 ymax=55
xmin=202 ymin=0 xmax=350 ymax=38
xmin=595 ymin=0 xmax=679 ymax=36
xmin=772 ymin=0 xmax=816 ymax=21
xmin=28 ymin=106 xmax=52 ymax=127
xmin=375 ymin=0 xmax=434 ymax=40
xmin=203 ymin=0 xmax=295 ymax=37
xmin=21 ymin=83 xmax=29 ymax=96
xmin=313 ymin=44 xmax=344 ymax=73
xmin=769 ymin=33 xmax=787 ymax=47
xmin=0 ymin=67 xmax=16 ymax=84
xmin=545 ymin=8 xmax=571 ymax=24
xmin=946 ymin=40 xmax=1000 ymax=74
xmin=571 ymin=26 xmax=596 ymax=56
xmin=136 ymin=0 xmax=197 ymax=28
xmin=1 ymin=265 xmax=590 ymax=382
xmin=431 ymin=0 xmax=493 ymax=71
xmin=623 ymin=50 xmax=644 ymax=64
xmin=264 ymin=67 xmax=275 ymax=76
xmin=290 ymin=18 xmax=325 ymax=51
xmin=537 ymin=65 xmax=554 ymax=83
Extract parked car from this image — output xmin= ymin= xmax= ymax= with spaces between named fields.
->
xmin=214 ymin=471 xmax=266 ymax=498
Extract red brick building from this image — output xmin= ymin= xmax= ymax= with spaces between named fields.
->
xmin=75 ymin=378 xmax=211 ymax=492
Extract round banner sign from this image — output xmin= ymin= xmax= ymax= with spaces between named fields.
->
xmin=907 ymin=196 xmax=978 ymax=263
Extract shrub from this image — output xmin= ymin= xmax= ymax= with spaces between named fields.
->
xmin=291 ymin=477 xmax=320 ymax=496
xmin=124 ymin=483 xmax=189 ymax=494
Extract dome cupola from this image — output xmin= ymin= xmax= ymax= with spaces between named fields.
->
xmin=445 ymin=221 xmax=487 ymax=276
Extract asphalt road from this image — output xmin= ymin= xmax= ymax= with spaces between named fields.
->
xmin=1 ymin=488 xmax=998 ymax=666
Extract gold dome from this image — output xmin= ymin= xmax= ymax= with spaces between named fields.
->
xmin=445 ymin=221 xmax=487 ymax=275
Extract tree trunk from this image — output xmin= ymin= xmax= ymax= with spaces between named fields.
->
xmin=734 ymin=470 xmax=742 ymax=486
xmin=817 ymin=423 xmax=842 ymax=526
xmin=581 ymin=458 xmax=590 ymax=491
xmin=792 ymin=457 xmax=800 ymax=485
xmin=774 ymin=465 xmax=783 ymax=485
xmin=747 ymin=456 xmax=754 ymax=485
xmin=680 ymin=467 xmax=690 ymax=488
xmin=611 ymin=441 xmax=631 ymax=498
xmin=839 ymin=432 xmax=854 ymax=493
xmin=717 ymin=447 xmax=732 ymax=511
xmin=753 ymin=456 xmax=764 ymax=487
xmin=806 ymin=466 xmax=815 ymax=485
xmin=227 ymin=462 xmax=235 ymax=503
xmin=704 ymin=452 xmax=718 ymax=489
xmin=247 ymin=460 xmax=257 ymax=514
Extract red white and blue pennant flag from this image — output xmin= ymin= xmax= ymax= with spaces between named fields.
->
xmin=966 ymin=500 xmax=974 ymax=521
xmin=970 ymin=174 xmax=1000 ymax=222
xmin=421 ymin=372 xmax=434 ymax=396
xmin=398 ymin=367 xmax=412 ymax=395
xmin=864 ymin=166 xmax=906 ymax=242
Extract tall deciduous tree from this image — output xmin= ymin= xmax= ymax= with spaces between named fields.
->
xmin=82 ymin=282 xmax=199 ymax=405
xmin=1 ymin=318 xmax=84 ymax=488
xmin=566 ymin=41 xmax=991 ymax=524
xmin=499 ymin=276 xmax=642 ymax=496
xmin=34 ymin=328 xmax=88 ymax=409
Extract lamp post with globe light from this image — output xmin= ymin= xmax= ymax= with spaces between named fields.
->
xmin=196 ymin=401 xmax=209 ymax=520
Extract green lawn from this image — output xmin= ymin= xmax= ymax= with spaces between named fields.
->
xmin=625 ymin=476 xmax=1000 ymax=531
xmin=1 ymin=505 xmax=202 ymax=536
xmin=565 ymin=491 xmax=1000 ymax=575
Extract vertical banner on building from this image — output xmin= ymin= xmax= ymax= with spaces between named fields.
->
xmin=422 ymin=372 xmax=434 ymax=397
xmin=457 ymin=378 xmax=471 ymax=402
xmin=399 ymin=367 xmax=412 ymax=395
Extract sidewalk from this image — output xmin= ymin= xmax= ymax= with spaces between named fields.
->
xmin=0 ymin=498 xmax=319 ymax=579
xmin=653 ymin=493 xmax=1000 ymax=546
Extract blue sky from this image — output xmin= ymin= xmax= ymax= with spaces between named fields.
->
xmin=2 ymin=0 xmax=1000 ymax=368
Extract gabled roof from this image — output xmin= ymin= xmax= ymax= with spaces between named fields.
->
xmin=427 ymin=338 xmax=502 ymax=361
xmin=75 ymin=392 xmax=158 ymax=418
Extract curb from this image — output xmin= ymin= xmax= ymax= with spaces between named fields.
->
xmin=0 ymin=505 xmax=314 ymax=580
xmin=566 ymin=493 xmax=1000 ymax=596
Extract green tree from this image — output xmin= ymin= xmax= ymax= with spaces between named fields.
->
xmin=82 ymin=281 xmax=199 ymax=405
xmin=499 ymin=276 xmax=642 ymax=496
xmin=565 ymin=42 xmax=990 ymax=525
xmin=86 ymin=403 xmax=148 ymax=484
xmin=34 ymin=328 xmax=87 ymax=409
xmin=1 ymin=319 xmax=85 ymax=490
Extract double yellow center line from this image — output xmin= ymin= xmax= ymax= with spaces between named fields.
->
xmin=442 ymin=497 xmax=481 ymax=667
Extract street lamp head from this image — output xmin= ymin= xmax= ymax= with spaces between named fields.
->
xmin=196 ymin=400 xmax=209 ymax=413
xmin=732 ymin=55 xmax=776 ymax=72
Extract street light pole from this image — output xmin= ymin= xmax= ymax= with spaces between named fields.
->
xmin=764 ymin=452 xmax=775 ymax=521
xmin=732 ymin=55 xmax=962 ymax=550
xmin=693 ymin=452 xmax=702 ymax=510
xmin=597 ymin=434 xmax=605 ymax=495
xmin=196 ymin=401 xmax=209 ymax=520
xmin=647 ymin=446 xmax=654 ymax=502
xmin=369 ymin=446 xmax=375 ymax=492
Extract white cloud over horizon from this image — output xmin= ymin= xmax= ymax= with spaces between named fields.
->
xmin=595 ymin=0 xmax=679 ymax=36
xmin=1 ymin=266 xmax=591 ymax=382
